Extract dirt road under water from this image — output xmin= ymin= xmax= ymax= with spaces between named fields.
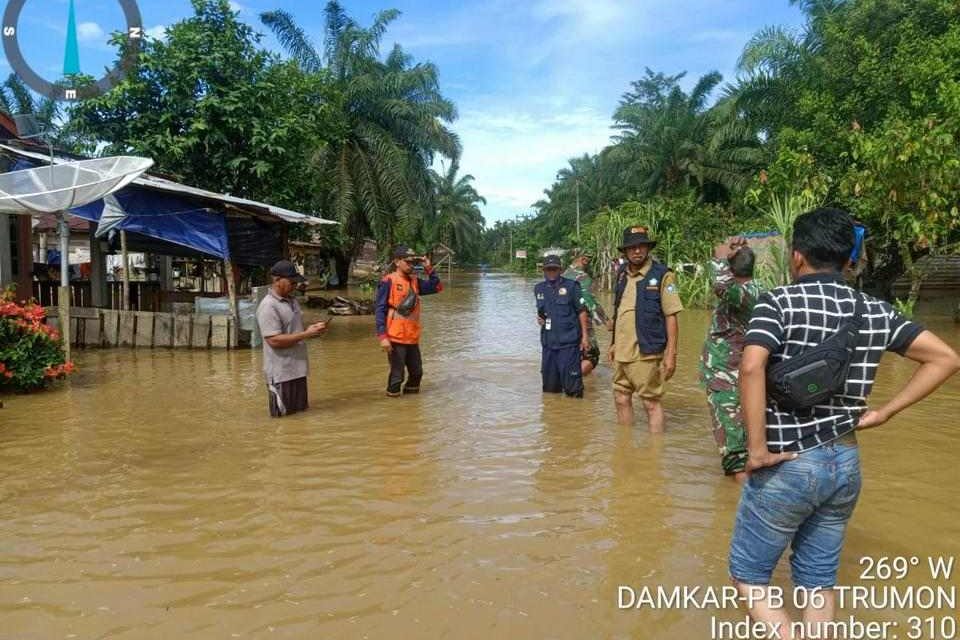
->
xmin=2 ymin=272 xmax=958 ymax=638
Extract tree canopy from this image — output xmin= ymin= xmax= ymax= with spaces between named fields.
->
xmin=495 ymin=0 xmax=960 ymax=308
xmin=62 ymin=0 xmax=481 ymax=277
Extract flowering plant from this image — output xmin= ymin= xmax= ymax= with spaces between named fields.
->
xmin=0 ymin=287 xmax=74 ymax=391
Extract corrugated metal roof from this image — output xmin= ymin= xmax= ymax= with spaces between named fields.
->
xmin=0 ymin=143 xmax=336 ymax=226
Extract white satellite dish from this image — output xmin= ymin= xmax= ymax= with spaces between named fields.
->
xmin=0 ymin=154 xmax=153 ymax=361
xmin=0 ymin=156 xmax=153 ymax=214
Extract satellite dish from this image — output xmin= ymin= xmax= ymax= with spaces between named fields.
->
xmin=0 ymin=154 xmax=152 ymax=362
xmin=0 ymin=156 xmax=153 ymax=214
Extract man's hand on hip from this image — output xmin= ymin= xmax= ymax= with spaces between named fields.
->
xmin=746 ymin=448 xmax=799 ymax=472
xmin=856 ymin=408 xmax=890 ymax=430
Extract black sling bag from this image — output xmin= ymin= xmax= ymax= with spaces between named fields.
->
xmin=393 ymin=288 xmax=418 ymax=317
xmin=765 ymin=294 xmax=866 ymax=410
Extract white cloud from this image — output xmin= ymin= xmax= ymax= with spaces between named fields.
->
xmin=530 ymin=0 xmax=629 ymax=33
xmin=145 ymin=25 xmax=168 ymax=42
xmin=382 ymin=0 xmax=807 ymax=223
xmin=454 ymin=103 xmax=613 ymax=222
xmin=229 ymin=1 xmax=251 ymax=15
xmin=76 ymin=21 xmax=104 ymax=42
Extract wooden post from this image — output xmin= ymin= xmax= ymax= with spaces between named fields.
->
xmin=159 ymin=255 xmax=173 ymax=299
xmin=38 ymin=228 xmax=47 ymax=262
xmin=89 ymin=223 xmax=107 ymax=308
xmin=121 ymin=230 xmax=130 ymax=311
xmin=58 ymin=212 xmax=71 ymax=361
xmin=224 ymin=257 xmax=239 ymax=347
xmin=16 ymin=216 xmax=32 ymax=301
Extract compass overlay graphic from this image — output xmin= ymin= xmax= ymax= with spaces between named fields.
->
xmin=2 ymin=0 xmax=143 ymax=101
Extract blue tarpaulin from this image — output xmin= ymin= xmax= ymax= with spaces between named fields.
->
xmin=10 ymin=157 xmax=230 ymax=259
xmin=70 ymin=187 xmax=230 ymax=259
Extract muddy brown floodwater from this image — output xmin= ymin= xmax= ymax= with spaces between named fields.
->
xmin=2 ymin=272 xmax=959 ymax=639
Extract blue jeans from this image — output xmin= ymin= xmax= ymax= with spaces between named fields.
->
xmin=729 ymin=435 xmax=862 ymax=589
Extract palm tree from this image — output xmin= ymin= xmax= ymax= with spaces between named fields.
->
xmin=260 ymin=3 xmax=460 ymax=258
xmin=608 ymin=68 xmax=761 ymax=202
xmin=429 ymin=158 xmax=486 ymax=259
xmin=0 ymin=74 xmax=94 ymax=153
xmin=0 ymin=74 xmax=60 ymax=135
xmin=532 ymin=153 xmax=626 ymax=245
xmin=728 ymin=1 xmax=842 ymax=137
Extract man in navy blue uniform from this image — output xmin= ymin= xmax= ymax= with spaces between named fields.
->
xmin=535 ymin=255 xmax=590 ymax=398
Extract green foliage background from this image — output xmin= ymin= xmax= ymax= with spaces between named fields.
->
xmin=3 ymin=0 xmax=955 ymax=309
xmin=489 ymin=0 xmax=960 ymax=310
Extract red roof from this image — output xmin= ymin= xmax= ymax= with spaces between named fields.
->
xmin=33 ymin=212 xmax=90 ymax=232
xmin=0 ymin=112 xmax=18 ymax=139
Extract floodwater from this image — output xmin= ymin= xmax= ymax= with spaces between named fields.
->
xmin=2 ymin=272 xmax=958 ymax=639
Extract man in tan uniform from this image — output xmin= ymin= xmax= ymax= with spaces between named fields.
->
xmin=608 ymin=226 xmax=683 ymax=432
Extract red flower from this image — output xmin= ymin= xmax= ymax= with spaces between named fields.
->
xmin=3 ymin=370 xmax=13 ymax=379
xmin=63 ymin=361 xmax=76 ymax=374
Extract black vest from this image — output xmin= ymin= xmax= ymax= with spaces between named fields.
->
xmin=535 ymin=276 xmax=582 ymax=349
xmin=613 ymin=261 xmax=670 ymax=355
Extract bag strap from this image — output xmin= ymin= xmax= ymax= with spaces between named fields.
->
xmin=845 ymin=291 xmax=867 ymax=330
xmin=613 ymin=262 xmax=629 ymax=309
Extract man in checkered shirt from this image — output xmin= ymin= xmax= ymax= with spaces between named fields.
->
xmin=728 ymin=207 xmax=960 ymax=634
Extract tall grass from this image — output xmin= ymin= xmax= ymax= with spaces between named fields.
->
xmin=675 ymin=265 xmax=713 ymax=309
xmin=756 ymin=191 xmax=820 ymax=289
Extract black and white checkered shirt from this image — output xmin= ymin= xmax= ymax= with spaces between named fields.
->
xmin=745 ymin=272 xmax=924 ymax=452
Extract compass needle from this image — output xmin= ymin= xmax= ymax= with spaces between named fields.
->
xmin=63 ymin=0 xmax=81 ymax=76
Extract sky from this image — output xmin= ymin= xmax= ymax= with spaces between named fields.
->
xmin=4 ymin=0 xmax=807 ymax=224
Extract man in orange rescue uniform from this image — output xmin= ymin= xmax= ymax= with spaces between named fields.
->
xmin=374 ymin=245 xmax=443 ymax=397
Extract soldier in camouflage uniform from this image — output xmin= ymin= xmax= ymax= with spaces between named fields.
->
xmin=563 ymin=251 xmax=610 ymax=376
xmin=699 ymin=239 xmax=764 ymax=479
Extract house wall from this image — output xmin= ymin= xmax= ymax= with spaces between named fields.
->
xmin=0 ymin=214 xmax=10 ymax=289
xmin=0 ymin=215 xmax=33 ymax=298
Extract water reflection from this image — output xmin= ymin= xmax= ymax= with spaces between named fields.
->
xmin=1 ymin=272 xmax=958 ymax=638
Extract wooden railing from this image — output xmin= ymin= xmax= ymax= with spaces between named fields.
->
xmin=31 ymin=281 xmax=163 ymax=311
xmin=45 ymin=307 xmax=239 ymax=349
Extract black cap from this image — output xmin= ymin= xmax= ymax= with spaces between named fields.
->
xmin=619 ymin=226 xmax=657 ymax=251
xmin=543 ymin=254 xmax=562 ymax=268
xmin=269 ymin=260 xmax=306 ymax=282
xmin=392 ymin=244 xmax=417 ymax=260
